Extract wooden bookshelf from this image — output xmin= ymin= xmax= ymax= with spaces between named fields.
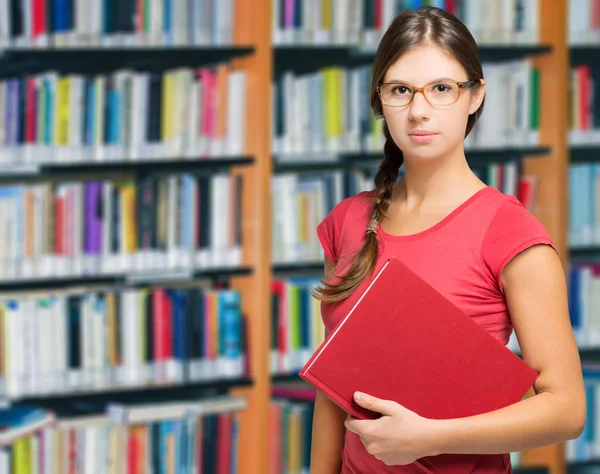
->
xmin=228 ymin=1 xmax=273 ymax=474
xmin=0 ymin=2 xmax=581 ymax=474
xmin=519 ymin=1 xmax=569 ymax=474
xmin=269 ymin=2 xmax=573 ymax=474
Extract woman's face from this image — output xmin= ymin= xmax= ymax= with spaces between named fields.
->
xmin=380 ymin=45 xmax=485 ymax=163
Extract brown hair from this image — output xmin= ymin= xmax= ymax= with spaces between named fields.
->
xmin=313 ymin=6 xmax=485 ymax=303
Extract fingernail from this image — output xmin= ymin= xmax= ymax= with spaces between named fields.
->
xmin=355 ymin=392 xmax=364 ymax=401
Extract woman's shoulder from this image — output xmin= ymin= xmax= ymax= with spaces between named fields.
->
xmin=316 ymin=190 xmax=375 ymax=265
xmin=329 ymin=189 xmax=376 ymax=223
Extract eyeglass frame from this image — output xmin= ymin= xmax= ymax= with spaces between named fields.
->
xmin=376 ymin=79 xmax=483 ymax=108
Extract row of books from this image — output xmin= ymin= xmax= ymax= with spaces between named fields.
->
xmin=0 ymin=0 xmax=236 ymax=48
xmin=272 ymin=0 xmax=540 ymax=47
xmin=271 ymin=278 xmax=324 ymax=375
xmin=271 ymin=164 xmax=536 ymax=266
xmin=0 ymin=65 xmax=247 ymax=168
xmin=271 ymin=171 xmax=343 ymax=265
xmin=568 ymin=264 xmax=600 ymax=348
xmin=0 ymin=174 xmax=243 ymax=282
xmin=569 ymin=0 xmax=600 ymax=45
xmin=568 ymin=164 xmax=600 ymax=248
xmin=0 ymin=396 xmax=246 ymax=474
xmin=471 ymin=162 xmax=537 ymax=213
xmin=0 ymin=286 xmax=247 ymax=399
xmin=570 ymin=64 xmax=600 ymax=145
xmin=269 ymin=398 xmax=313 ymax=474
xmin=272 ymin=61 xmax=541 ymax=157
xmin=565 ymin=368 xmax=600 ymax=462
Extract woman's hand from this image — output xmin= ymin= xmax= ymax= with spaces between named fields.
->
xmin=344 ymin=391 xmax=439 ymax=466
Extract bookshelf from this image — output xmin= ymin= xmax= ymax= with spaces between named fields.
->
xmin=268 ymin=2 xmax=573 ymax=474
xmin=0 ymin=1 xmax=588 ymax=474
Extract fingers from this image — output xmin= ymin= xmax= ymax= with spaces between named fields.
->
xmin=354 ymin=391 xmax=397 ymax=416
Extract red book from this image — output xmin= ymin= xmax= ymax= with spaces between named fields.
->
xmin=299 ymin=257 xmax=538 ymax=472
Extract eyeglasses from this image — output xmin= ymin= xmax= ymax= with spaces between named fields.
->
xmin=377 ymin=79 xmax=480 ymax=107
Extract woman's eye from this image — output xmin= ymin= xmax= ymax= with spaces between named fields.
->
xmin=433 ymin=84 xmax=451 ymax=93
xmin=392 ymin=86 xmax=410 ymax=95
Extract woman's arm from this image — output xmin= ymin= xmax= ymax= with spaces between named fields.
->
xmin=310 ymin=256 xmax=348 ymax=473
xmin=428 ymin=243 xmax=586 ymax=455
xmin=344 ymin=244 xmax=586 ymax=466
xmin=310 ymin=389 xmax=348 ymax=473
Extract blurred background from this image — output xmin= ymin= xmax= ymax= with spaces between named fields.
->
xmin=0 ymin=0 xmax=594 ymax=473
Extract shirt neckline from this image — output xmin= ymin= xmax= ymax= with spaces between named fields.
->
xmin=377 ymin=186 xmax=493 ymax=243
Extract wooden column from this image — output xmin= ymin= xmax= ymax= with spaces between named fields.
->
xmin=230 ymin=2 xmax=272 ymax=474
xmin=520 ymin=1 xmax=568 ymax=474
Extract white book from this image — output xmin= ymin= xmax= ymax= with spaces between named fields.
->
xmin=37 ymin=298 xmax=53 ymax=393
xmin=107 ymin=395 xmax=247 ymax=425
xmin=173 ymin=0 xmax=188 ymax=46
xmin=55 ymin=296 xmax=68 ymax=391
xmin=333 ymin=0 xmax=349 ymax=44
xmin=0 ymin=0 xmax=10 ymax=47
xmin=185 ymin=76 xmax=200 ymax=157
xmin=226 ymin=71 xmax=247 ymax=156
xmin=150 ymin=0 xmax=164 ymax=46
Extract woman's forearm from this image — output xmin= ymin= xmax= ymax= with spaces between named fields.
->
xmin=310 ymin=390 xmax=348 ymax=474
xmin=428 ymin=391 xmax=585 ymax=456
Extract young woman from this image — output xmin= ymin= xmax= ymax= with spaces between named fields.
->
xmin=310 ymin=6 xmax=586 ymax=474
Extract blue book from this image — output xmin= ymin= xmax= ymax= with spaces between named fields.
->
xmin=0 ymin=405 xmax=54 ymax=446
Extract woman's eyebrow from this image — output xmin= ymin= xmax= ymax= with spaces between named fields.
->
xmin=384 ymin=77 xmax=457 ymax=84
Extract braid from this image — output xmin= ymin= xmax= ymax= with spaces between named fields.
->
xmin=313 ymin=121 xmax=403 ymax=303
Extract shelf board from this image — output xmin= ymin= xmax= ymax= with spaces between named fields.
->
xmin=0 ymin=266 xmax=253 ymax=292
xmin=570 ymin=247 xmax=600 ymax=262
xmin=570 ymin=145 xmax=600 ymax=163
xmin=0 ymin=45 xmax=255 ymax=77
xmin=10 ymin=376 xmax=254 ymax=413
xmin=567 ymin=460 xmax=600 ymax=473
xmin=579 ymin=348 xmax=600 ymax=363
xmin=0 ymin=156 xmax=256 ymax=182
xmin=273 ymin=44 xmax=552 ymax=74
xmin=513 ymin=468 xmax=549 ymax=474
xmin=271 ymin=373 xmax=302 ymax=383
xmin=273 ymin=147 xmax=551 ymax=173
xmin=571 ymin=45 xmax=600 ymax=65
xmin=272 ymin=261 xmax=324 ymax=275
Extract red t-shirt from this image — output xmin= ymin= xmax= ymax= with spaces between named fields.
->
xmin=316 ymin=185 xmax=556 ymax=474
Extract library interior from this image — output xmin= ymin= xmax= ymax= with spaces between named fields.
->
xmin=0 ymin=1 xmax=598 ymax=474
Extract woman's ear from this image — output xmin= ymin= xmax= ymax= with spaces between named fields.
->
xmin=468 ymin=79 xmax=486 ymax=115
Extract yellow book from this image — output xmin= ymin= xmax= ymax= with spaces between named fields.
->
xmin=13 ymin=436 xmax=32 ymax=474
xmin=55 ymin=76 xmax=70 ymax=146
xmin=322 ymin=0 xmax=332 ymax=30
xmin=323 ymin=68 xmax=342 ymax=139
xmin=121 ymin=182 xmax=138 ymax=254
xmin=288 ymin=408 xmax=301 ymax=473
xmin=162 ymin=71 xmax=174 ymax=142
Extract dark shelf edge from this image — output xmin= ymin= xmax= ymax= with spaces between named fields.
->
xmin=0 ymin=266 xmax=253 ymax=292
xmin=273 ymin=147 xmax=550 ymax=173
xmin=0 ymin=156 xmax=256 ymax=182
xmin=271 ymin=373 xmax=303 ymax=383
xmin=0 ymin=46 xmax=255 ymax=77
xmin=272 ymin=262 xmax=324 ymax=275
xmin=570 ymin=145 xmax=600 ymax=164
xmin=569 ymin=247 xmax=600 ymax=262
xmin=513 ymin=468 xmax=549 ymax=474
xmin=11 ymin=376 xmax=254 ymax=412
xmin=273 ymin=44 xmax=552 ymax=75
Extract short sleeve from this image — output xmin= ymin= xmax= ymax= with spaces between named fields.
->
xmin=316 ymin=195 xmax=355 ymax=265
xmin=481 ymin=197 xmax=558 ymax=291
